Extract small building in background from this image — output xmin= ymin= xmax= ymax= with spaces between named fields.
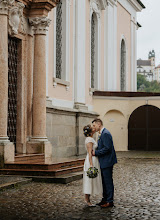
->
xmin=155 ymin=64 xmax=160 ymax=82
xmin=137 ymin=50 xmax=155 ymax=82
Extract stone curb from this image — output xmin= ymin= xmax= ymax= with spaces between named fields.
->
xmin=0 ymin=178 xmax=32 ymax=191
xmin=32 ymin=172 xmax=83 ymax=184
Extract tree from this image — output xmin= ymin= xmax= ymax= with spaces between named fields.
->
xmin=137 ymin=74 xmax=160 ymax=92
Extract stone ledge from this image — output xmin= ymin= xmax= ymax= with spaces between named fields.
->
xmin=32 ymin=171 xmax=83 ymax=184
xmin=0 ymin=177 xmax=32 ymax=191
xmin=53 ymin=77 xmax=70 ymax=86
xmin=46 ymin=102 xmax=99 ymax=117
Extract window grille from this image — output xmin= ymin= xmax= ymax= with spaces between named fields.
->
xmin=91 ymin=13 xmax=95 ymax=88
xmin=7 ymin=36 xmax=18 ymax=146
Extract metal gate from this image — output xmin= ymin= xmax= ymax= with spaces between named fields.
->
xmin=128 ymin=105 xmax=160 ymax=151
xmin=7 ymin=36 xmax=18 ymax=147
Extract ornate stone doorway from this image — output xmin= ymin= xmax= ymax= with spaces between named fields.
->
xmin=128 ymin=105 xmax=160 ymax=151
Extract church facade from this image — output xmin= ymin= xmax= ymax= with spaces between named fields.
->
xmin=46 ymin=0 xmax=145 ymax=157
xmin=0 ymin=0 xmax=145 ymax=167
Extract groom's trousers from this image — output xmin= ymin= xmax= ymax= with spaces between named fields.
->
xmin=101 ymin=166 xmax=114 ymax=203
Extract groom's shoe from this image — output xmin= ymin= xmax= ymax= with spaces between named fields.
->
xmin=96 ymin=200 xmax=106 ymax=206
xmin=100 ymin=202 xmax=114 ymax=208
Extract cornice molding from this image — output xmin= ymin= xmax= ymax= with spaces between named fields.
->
xmin=127 ymin=0 xmax=144 ymax=12
xmin=107 ymin=0 xmax=117 ymax=7
xmin=90 ymin=0 xmax=107 ymax=12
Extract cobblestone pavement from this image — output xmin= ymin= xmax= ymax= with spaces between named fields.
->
xmin=0 ymin=176 xmax=28 ymax=185
xmin=0 ymin=159 xmax=160 ymax=220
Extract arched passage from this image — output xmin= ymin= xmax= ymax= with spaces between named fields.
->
xmin=128 ymin=105 xmax=160 ymax=151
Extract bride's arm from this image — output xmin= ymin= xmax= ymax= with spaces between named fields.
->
xmin=86 ymin=142 xmax=93 ymax=167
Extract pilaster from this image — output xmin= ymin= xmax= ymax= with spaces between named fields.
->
xmin=74 ymin=0 xmax=86 ymax=107
xmin=0 ymin=0 xmax=15 ymax=166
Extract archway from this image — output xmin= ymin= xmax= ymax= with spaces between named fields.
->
xmin=128 ymin=105 xmax=160 ymax=151
xmin=103 ymin=110 xmax=127 ymax=151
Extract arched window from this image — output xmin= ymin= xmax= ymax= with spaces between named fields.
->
xmin=120 ymin=39 xmax=126 ymax=91
xmin=56 ymin=0 xmax=62 ymax=79
xmin=91 ymin=12 xmax=98 ymax=89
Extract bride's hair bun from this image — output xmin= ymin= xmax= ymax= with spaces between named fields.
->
xmin=83 ymin=124 xmax=92 ymax=137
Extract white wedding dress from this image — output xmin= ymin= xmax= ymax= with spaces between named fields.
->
xmin=83 ymin=137 xmax=103 ymax=196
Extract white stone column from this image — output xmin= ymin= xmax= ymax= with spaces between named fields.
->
xmin=104 ymin=0 xmax=117 ymax=91
xmin=131 ymin=16 xmax=137 ymax=91
xmin=113 ymin=2 xmax=117 ymax=90
xmin=74 ymin=0 xmax=86 ymax=109
xmin=29 ymin=17 xmax=51 ymax=141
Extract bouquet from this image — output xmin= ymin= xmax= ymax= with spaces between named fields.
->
xmin=87 ymin=167 xmax=99 ymax=178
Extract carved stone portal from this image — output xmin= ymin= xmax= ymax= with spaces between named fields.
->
xmin=8 ymin=2 xmax=25 ymax=36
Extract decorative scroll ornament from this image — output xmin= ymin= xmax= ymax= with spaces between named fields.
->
xmin=8 ymin=2 xmax=25 ymax=36
xmin=29 ymin=17 xmax=51 ymax=35
xmin=90 ymin=0 xmax=101 ymax=19
xmin=0 ymin=0 xmax=14 ymax=15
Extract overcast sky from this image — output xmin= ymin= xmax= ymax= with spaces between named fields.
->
xmin=137 ymin=0 xmax=160 ymax=66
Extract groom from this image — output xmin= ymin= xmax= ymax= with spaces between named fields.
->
xmin=92 ymin=118 xmax=117 ymax=208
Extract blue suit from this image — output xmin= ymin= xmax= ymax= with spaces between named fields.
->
xmin=95 ymin=128 xmax=117 ymax=203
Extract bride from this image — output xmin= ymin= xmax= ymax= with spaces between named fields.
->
xmin=83 ymin=124 xmax=103 ymax=206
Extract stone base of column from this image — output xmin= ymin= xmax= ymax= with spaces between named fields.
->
xmin=0 ymin=141 xmax=15 ymax=168
xmin=26 ymin=140 xmax=52 ymax=160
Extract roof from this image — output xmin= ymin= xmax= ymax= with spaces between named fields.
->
xmin=137 ymin=0 xmax=145 ymax=9
xmin=93 ymin=91 xmax=160 ymax=97
xmin=137 ymin=59 xmax=151 ymax=66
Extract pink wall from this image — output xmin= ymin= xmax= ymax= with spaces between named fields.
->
xmin=117 ymin=2 xmax=131 ymax=91
xmin=85 ymin=1 xmax=105 ymax=107
xmin=48 ymin=5 xmax=73 ymax=102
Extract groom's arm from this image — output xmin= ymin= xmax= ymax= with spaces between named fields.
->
xmin=95 ymin=133 xmax=112 ymax=156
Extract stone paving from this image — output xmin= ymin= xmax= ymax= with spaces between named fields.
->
xmin=0 ymin=158 xmax=160 ymax=220
xmin=0 ymin=176 xmax=28 ymax=185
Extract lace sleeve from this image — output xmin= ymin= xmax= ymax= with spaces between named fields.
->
xmin=85 ymin=137 xmax=95 ymax=144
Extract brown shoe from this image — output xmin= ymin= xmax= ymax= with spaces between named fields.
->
xmin=100 ymin=202 xmax=114 ymax=208
xmin=96 ymin=200 xmax=106 ymax=206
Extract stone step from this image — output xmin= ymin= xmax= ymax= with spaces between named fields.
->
xmin=31 ymin=171 xmax=83 ymax=184
xmin=15 ymin=154 xmax=45 ymax=162
xmin=0 ymin=165 xmax=83 ymax=177
xmin=5 ymin=158 xmax=85 ymax=170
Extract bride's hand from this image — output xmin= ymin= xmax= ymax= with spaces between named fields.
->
xmin=92 ymin=150 xmax=95 ymax=156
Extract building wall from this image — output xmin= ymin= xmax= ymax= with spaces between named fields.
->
xmin=46 ymin=100 xmax=98 ymax=157
xmin=47 ymin=5 xmax=74 ymax=107
xmin=47 ymin=0 xmax=140 ymax=111
xmin=117 ymin=2 xmax=131 ymax=91
xmin=93 ymin=96 xmax=160 ymax=151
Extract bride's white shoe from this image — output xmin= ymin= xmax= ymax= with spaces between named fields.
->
xmin=85 ymin=201 xmax=96 ymax=207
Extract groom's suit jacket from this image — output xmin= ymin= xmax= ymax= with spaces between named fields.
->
xmin=95 ymin=128 xmax=117 ymax=169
